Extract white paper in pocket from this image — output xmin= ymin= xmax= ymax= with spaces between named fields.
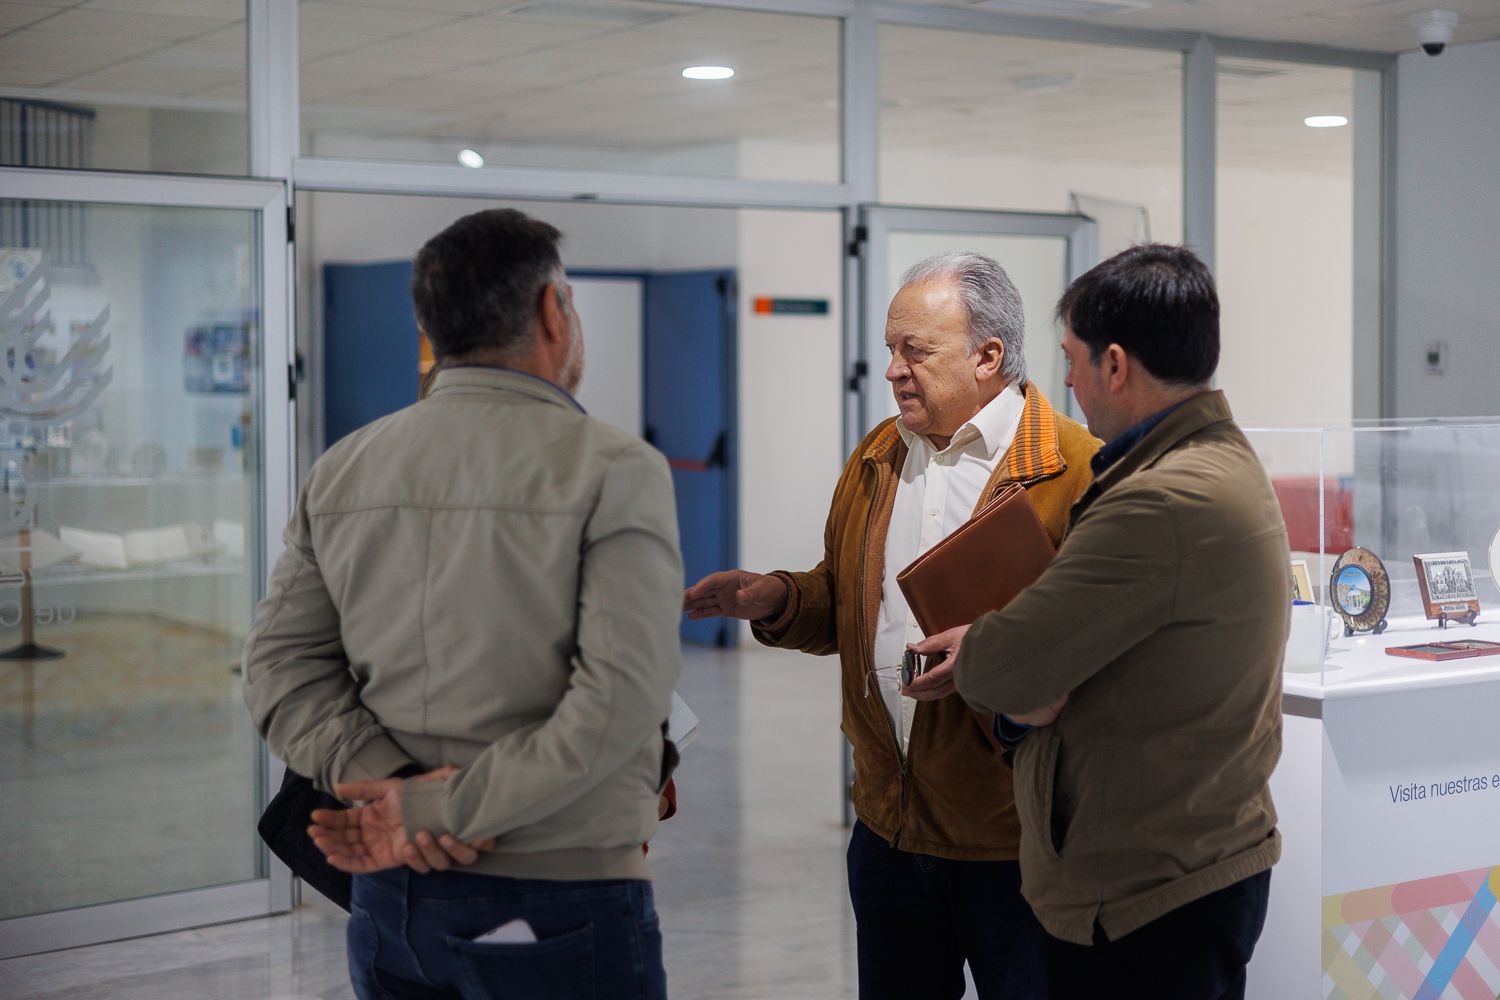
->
xmin=475 ymin=918 xmax=538 ymax=945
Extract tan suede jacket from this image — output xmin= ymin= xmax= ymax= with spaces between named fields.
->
xmin=754 ymin=383 xmax=1099 ymax=860
xmin=955 ymin=391 xmax=1288 ymax=944
xmin=243 ymin=367 xmax=683 ymax=882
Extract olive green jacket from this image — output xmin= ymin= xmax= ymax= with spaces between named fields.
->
xmin=955 ymin=390 xmax=1288 ymax=944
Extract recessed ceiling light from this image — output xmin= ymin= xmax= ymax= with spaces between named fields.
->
xmin=458 ymin=149 xmax=484 ymax=168
xmin=682 ymin=66 xmax=734 ymax=81
xmin=1304 ymin=115 xmax=1349 ymax=128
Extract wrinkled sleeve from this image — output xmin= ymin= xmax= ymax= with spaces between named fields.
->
xmin=955 ymin=482 xmax=1178 ymax=717
xmin=242 ymin=484 xmax=415 ymax=794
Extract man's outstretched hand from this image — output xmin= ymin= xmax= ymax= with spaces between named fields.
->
xmin=683 ymin=569 xmax=789 ymax=622
xmin=308 ymin=766 xmax=495 ymax=875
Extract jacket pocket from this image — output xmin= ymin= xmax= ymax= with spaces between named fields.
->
xmin=446 ymin=923 xmax=595 ymax=1000
xmin=1016 ymin=727 xmax=1063 ymax=862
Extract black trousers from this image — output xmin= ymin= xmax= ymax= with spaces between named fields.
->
xmin=846 ymin=821 xmax=1047 ymax=1000
xmin=1044 ymin=870 xmax=1272 ymax=1000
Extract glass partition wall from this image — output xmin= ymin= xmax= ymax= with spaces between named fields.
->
xmin=0 ymin=0 xmax=1394 ymax=959
xmin=0 ymin=172 xmax=291 ymax=958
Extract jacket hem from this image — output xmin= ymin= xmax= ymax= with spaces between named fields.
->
xmin=854 ymin=810 xmax=1020 ymax=862
xmin=1096 ymin=833 xmax=1281 ymax=942
xmin=1030 ymin=833 xmax=1283 ymax=946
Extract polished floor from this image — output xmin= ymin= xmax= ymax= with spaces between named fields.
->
xmin=0 ymin=644 xmax=889 ymax=999
xmin=0 ymin=614 xmax=258 ymax=919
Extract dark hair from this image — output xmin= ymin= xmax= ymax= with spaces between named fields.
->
xmin=411 ymin=208 xmax=563 ymax=362
xmin=1055 ymin=243 xmax=1219 ymax=386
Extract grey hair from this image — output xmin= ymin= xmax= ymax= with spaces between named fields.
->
xmin=900 ymin=251 xmax=1027 ymax=386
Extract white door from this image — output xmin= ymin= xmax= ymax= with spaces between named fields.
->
xmin=569 ymin=275 xmax=643 ymax=438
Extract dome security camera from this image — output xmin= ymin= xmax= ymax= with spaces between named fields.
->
xmin=1411 ymin=9 xmax=1458 ymax=57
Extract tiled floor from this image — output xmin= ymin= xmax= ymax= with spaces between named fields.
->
xmin=0 ymin=644 xmax=869 ymax=999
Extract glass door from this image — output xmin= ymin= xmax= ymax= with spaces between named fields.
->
xmin=0 ymin=168 xmax=293 ymax=957
xmin=857 ymin=206 xmax=1098 ymax=435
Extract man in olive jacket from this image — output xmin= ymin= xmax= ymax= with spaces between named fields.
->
xmin=685 ymin=252 xmax=1099 ymax=999
xmin=243 ymin=209 xmax=681 ymax=999
xmin=924 ymin=244 xmax=1288 ymax=1000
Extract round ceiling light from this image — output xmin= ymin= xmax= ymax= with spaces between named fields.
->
xmin=458 ymin=148 xmax=485 ymax=168
xmin=682 ymin=66 xmax=734 ymax=80
xmin=1303 ymin=115 xmax=1349 ymax=128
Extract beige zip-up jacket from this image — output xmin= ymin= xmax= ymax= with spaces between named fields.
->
xmin=243 ymin=367 xmax=683 ymax=882
xmin=955 ymin=391 xmax=1287 ymax=945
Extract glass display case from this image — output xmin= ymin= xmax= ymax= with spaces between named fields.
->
xmin=1245 ymin=420 xmax=1500 ymax=693
xmin=1243 ymin=420 xmax=1500 ymax=1000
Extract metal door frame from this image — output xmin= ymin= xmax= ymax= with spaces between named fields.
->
xmin=854 ymin=205 xmax=1098 ymax=440
xmin=0 ymin=166 xmax=296 ymax=958
xmin=839 ymin=203 xmax=1098 ymax=826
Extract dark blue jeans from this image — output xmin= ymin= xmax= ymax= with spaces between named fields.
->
xmin=846 ymin=820 xmax=1047 ymax=1000
xmin=347 ymin=868 xmax=667 ymax=1000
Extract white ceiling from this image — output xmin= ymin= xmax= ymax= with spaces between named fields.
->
xmin=0 ymin=0 xmax=1494 ymax=176
xmin=981 ymin=0 xmax=1500 ymax=54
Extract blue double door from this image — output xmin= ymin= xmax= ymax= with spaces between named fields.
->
xmin=321 ymin=262 xmax=738 ymax=647
xmin=643 ymin=270 xmax=738 ymax=647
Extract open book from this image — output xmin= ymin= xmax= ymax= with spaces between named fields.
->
xmin=0 ymin=530 xmax=81 ymax=575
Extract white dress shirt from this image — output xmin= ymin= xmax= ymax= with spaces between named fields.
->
xmin=873 ymin=383 xmax=1026 ymax=756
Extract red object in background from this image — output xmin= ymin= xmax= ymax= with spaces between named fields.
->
xmin=1272 ymin=477 xmax=1354 ymax=553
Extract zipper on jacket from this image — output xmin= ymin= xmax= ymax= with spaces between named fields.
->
xmin=858 ymin=457 xmax=909 ymax=848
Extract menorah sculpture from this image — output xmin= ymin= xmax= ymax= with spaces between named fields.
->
xmin=0 ymin=258 xmax=113 ymax=663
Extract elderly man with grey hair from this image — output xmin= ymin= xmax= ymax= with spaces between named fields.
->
xmin=685 ymin=252 xmax=1100 ymax=999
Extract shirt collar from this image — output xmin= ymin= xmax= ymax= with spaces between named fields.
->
xmin=1090 ymin=398 xmax=1189 ymax=476
xmin=429 ymin=365 xmax=587 ymax=414
xmin=896 ymin=382 xmax=1025 ymax=459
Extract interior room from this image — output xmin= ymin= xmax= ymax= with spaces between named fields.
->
xmin=3 ymin=0 xmax=1500 ymax=997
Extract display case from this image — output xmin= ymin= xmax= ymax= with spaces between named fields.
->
xmin=1248 ymin=420 xmax=1500 ymax=690
xmin=1243 ymin=420 xmax=1500 ymax=1000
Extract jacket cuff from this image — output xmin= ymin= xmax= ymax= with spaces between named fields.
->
xmin=994 ymin=714 xmax=1034 ymax=747
xmin=335 ymin=733 xmax=416 ymax=789
xmin=751 ymin=572 xmax=801 ymax=642
xmin=400 ymin=777 xmax=451 ymax=841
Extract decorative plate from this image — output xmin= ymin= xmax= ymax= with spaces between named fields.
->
xmin=1490 ymin=528 xmax=1500 ymax=602
xmin=1330 ymin=547 xmax=1390 ymax=635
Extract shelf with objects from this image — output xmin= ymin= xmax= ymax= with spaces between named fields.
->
xmin=1243 ymin=420 xmax=1500 ymax=1000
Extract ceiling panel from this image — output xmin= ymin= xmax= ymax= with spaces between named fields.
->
xmin=81 ymin=0 xmax=245 ymax=17
xmin=0 ymin=3 xmax=60 ymax=30
xmin=29 ymin=6 xmax=232 ymax=41
xmin=65 ymin=61 xmax=237 ymax=93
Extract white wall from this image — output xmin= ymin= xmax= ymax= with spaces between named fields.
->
xmin=298 ymin=193 xmax=832 ymax=585
xmin=1393 ymin=39 xmax=1500 ymax=418
xmin=1217 ymin=168 xmax=1354 ymax=426
xmin=882 ymin=146 xmax=1185 ymax=254
xmin=569 ymin=277 xmax=643 ymax=437
xmin=734 ymin=209 xmax=844 ymax=579
xmin=880 ymin=140 xmax=1363 ymax=427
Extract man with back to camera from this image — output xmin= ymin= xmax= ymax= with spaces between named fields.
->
xmin=683 ymin=252 xmax=1100 ymax=999
xmin=914 ymin=243 xmax=1288 ymax=1000
xmin=242 ymin=208 xmax=683 ymax=999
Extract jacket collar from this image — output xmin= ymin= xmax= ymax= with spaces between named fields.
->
xmin=1089 ymin=389 xmax=1234 ymax=493
xmin=427 ymin=366 xmax=586 ymax=413
xmin=861 ymin=381 xmax=1069 ymax=485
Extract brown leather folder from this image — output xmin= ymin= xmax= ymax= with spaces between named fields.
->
xmin=895 ymin=482 xmax=1055 ymax=635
